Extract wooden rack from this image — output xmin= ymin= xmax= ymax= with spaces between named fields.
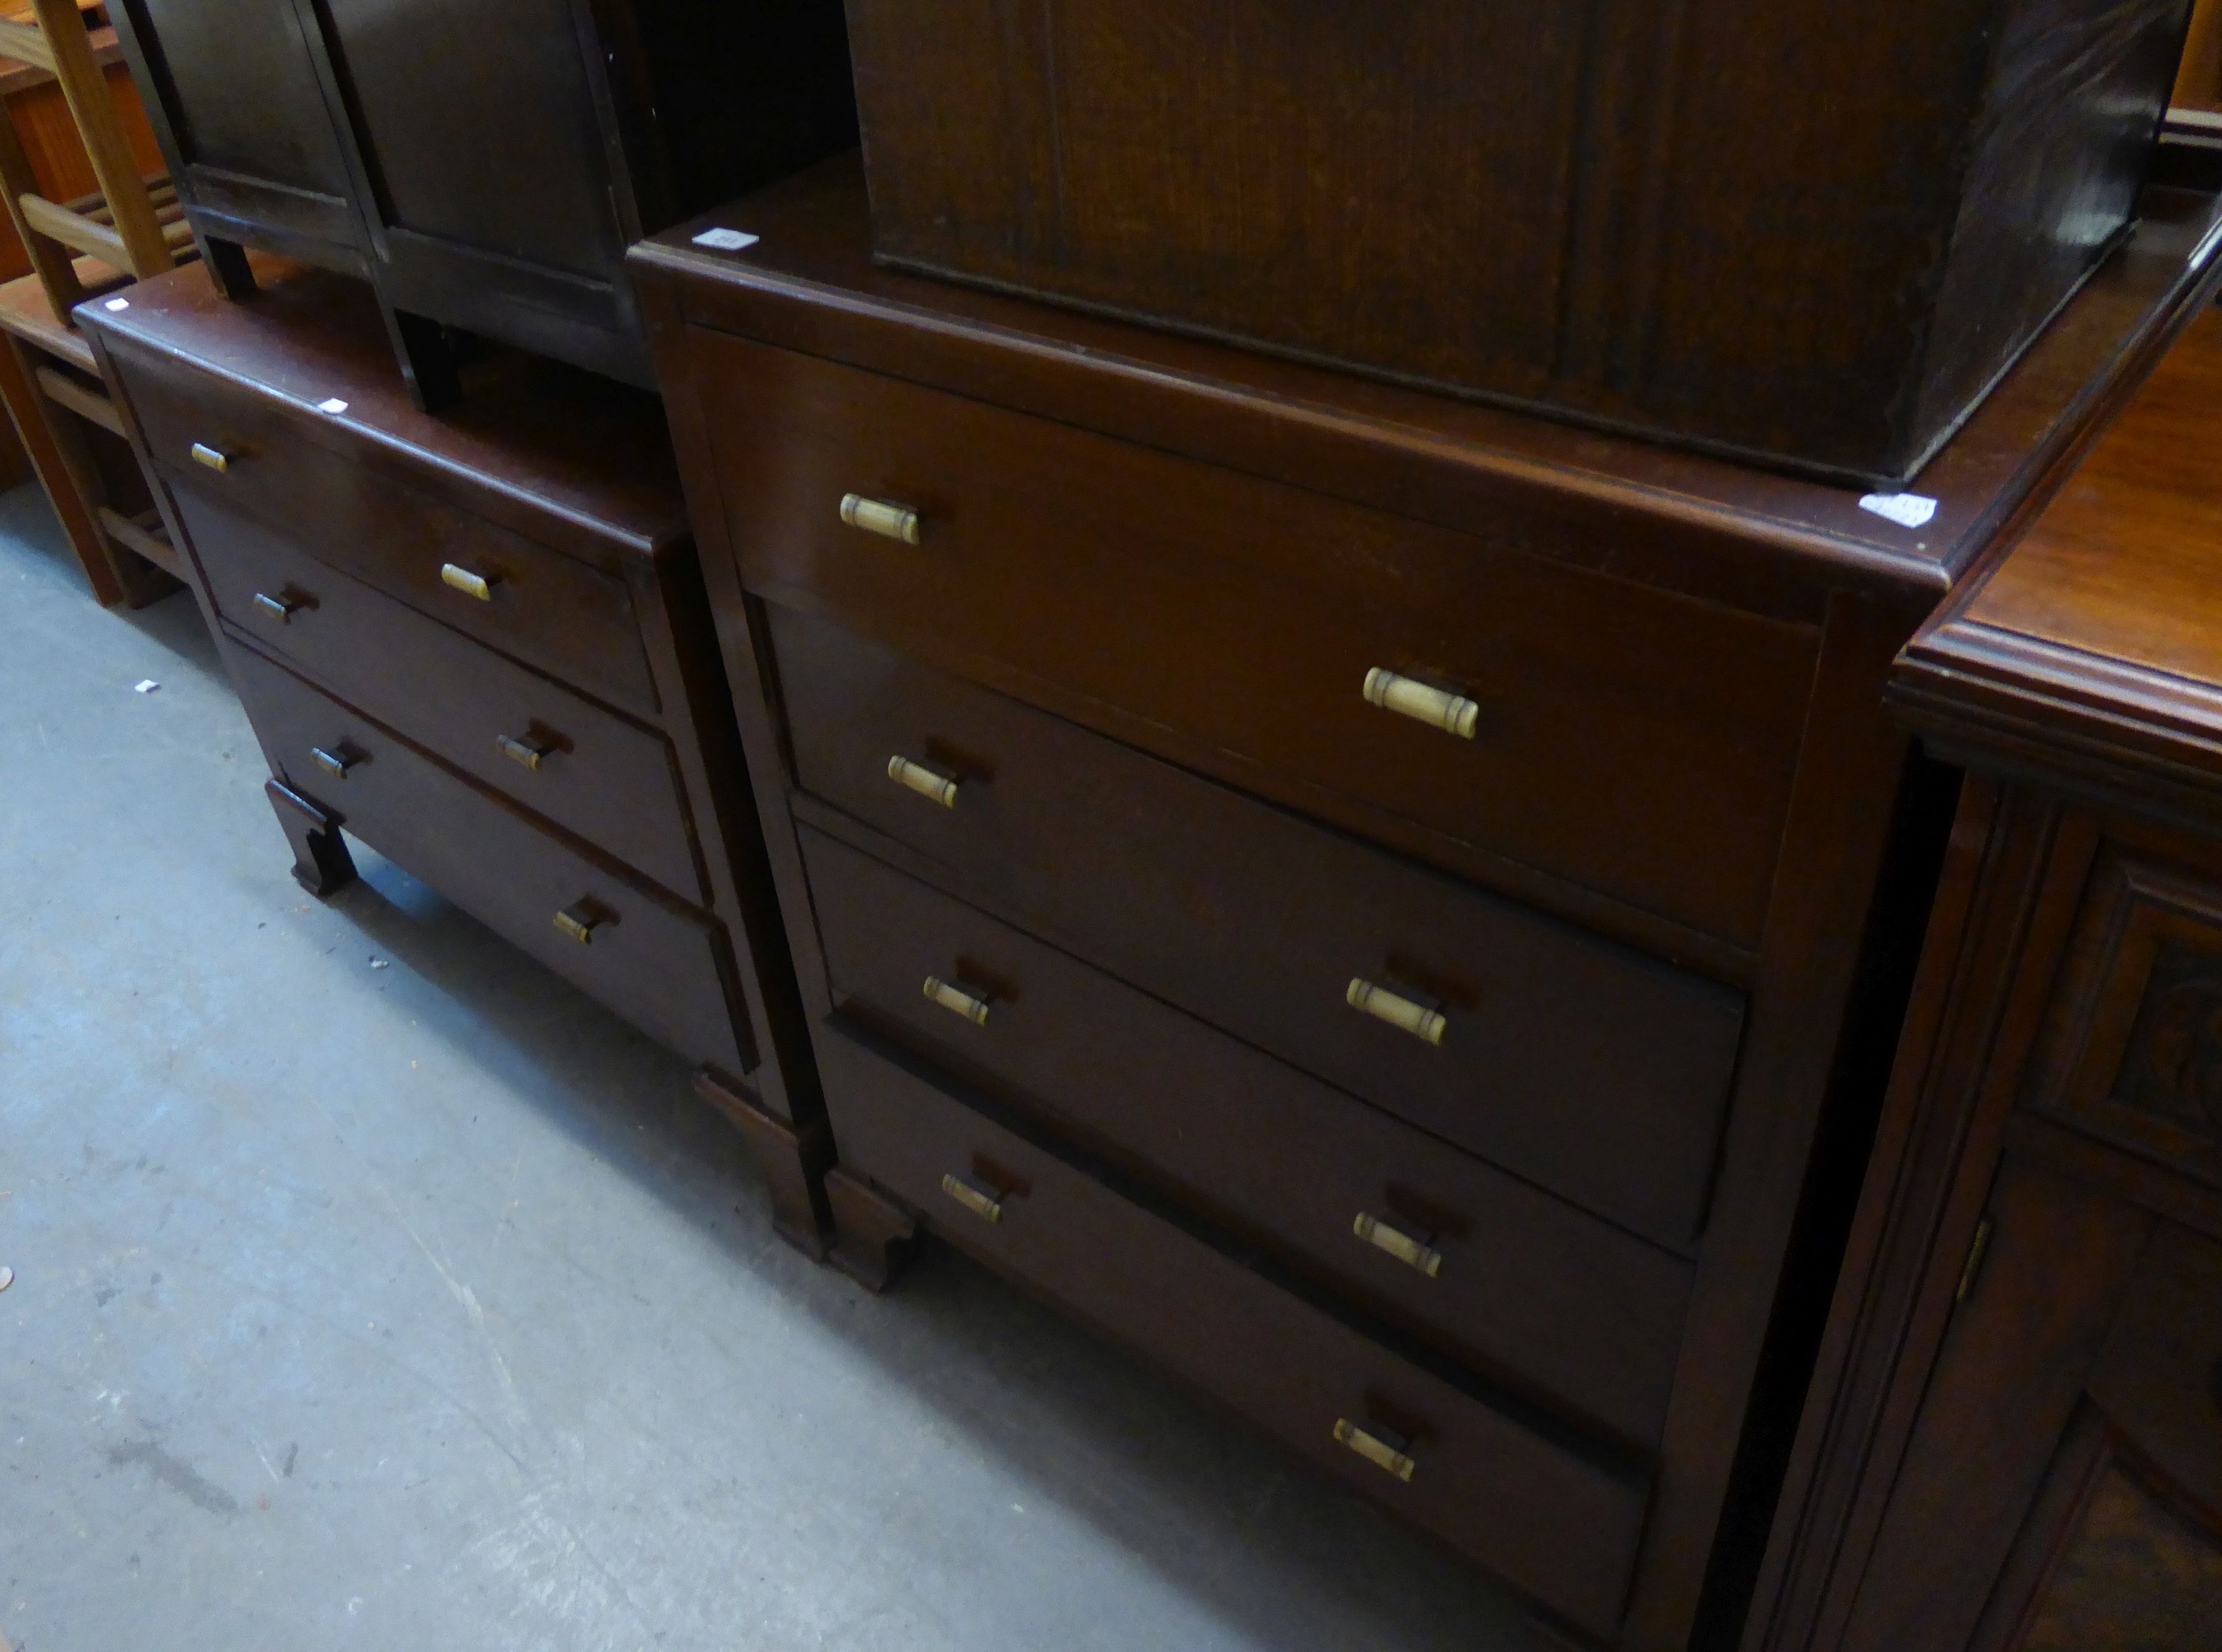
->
xmin=0 ymin=0 xmax=181 ymax=605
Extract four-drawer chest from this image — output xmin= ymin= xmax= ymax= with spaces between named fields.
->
xmin=627 ymin=151 xmax=2222 ymax=1648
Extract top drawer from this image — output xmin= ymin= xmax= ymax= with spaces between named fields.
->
xmin=109 ymin=338 xmax=659 ymax=718
xmin=695 ymin=332 xmax=1816 ymax=950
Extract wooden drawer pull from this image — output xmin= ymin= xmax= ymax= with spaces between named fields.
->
xmin=840 ymin=492 xmax=923 ymax=545
xmin=496 ymin=733 xmax=549 ymax=772
xmin=552 ymin=906 xmax=602 ymax=946
xmin=939 ymin=1172 xmax=1003 ymax=1224
xmin=1333 ymin=1418 xmax=1417 ymax=1482
xmin=923 ymin=975 xmax=992 ymax=1026
xmin=189 ymin=442 xmax=232 ymax=473
xmin=1353 ymin=1212 xmax=1443 ymax=1279
xmin=309 ymin=746 xmax=357 ymax=779
xmin=1347 ymin=978 xmax=1447 ymax=1046
xmin=439 ymin=563 xmax=498 ymax=601
xmin=887 ymin=754 xmax=959 ymax=807
xmin=251 ymin=591 xmax=300 ymax=624
xmin=1364 ymin=668 xmax=1479 ymax=739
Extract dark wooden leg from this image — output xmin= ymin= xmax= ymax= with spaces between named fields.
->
xmin=695 ymin=1066 xmax=834 ymax=1258
xmin=266 ymin=778 xmax=355 ymax=898
xmin=201 ymin=236 xmax=258 ymax=301
xmin=383 ymin=305 xmax=461 ymax=411
xmin=825 ymin=1166 xmax=919 ymax=1292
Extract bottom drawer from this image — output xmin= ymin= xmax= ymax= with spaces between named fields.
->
xmin=819 ymin=1022 xmax=1649 ymax=1640
xmin=229 ymin=642 xmax=750 ymax=1074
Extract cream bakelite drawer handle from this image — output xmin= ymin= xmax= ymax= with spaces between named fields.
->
xmin=841 ymin=493 xmax=922 ymax=545
xmin=553 ymin=906 xmax=602 ymax=946
xmin=940 ymin=1173 xmax=1003 ymax=1224
xmin=888 ymin=755 xmax=959 ymax=808
xmin=923 ymin=975 xmax=992 ymax=1026
xmin=440 ymin=563 xmax=498 ymax=601
xmin=1347 ymin=978 xmax=1446 ymax=1046
xmin=190 ymin=442 xmax=233 ymax=473
xmin=1333 ymin=1418 xmax=1417 ymax=1482
xmin=1364 ymin=668 xmax=1479 ymax=739
xmin=497 ymin=733 xmax=550 ymax=772
xmin=1353 ymin=1212 xmax=1443 ymax=1279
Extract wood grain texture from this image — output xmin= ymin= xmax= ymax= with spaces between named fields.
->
xmin=773 ymin=603 xmax=1746 ymax=1250
xmin=109 ymin=0 xmax=853 ymax=390
xmin=819 ymin=1018 xmax=1653 ymax=1644
xmin=843 ymin=0 xmax=2191 ymax=484
xmin=701 ymin=328 xmax=1815 ymax=953
xmin=83 ymin=254 xmax=820 ymax=1146
xmin=637 ymin=149 xmax=2222 ymax=621
xmin=803 ymin=820 xmax=1696 ymax=1451
xmin=187 ymin=489 xmax=706 ymax=901
xmin=1898 ymin=308 xmax=2222 ymax=810
xmin=230 ymin=640 xmax=750 ymax=1073
xmin=1756 ymin=295 xmax=2222 ymax=1650
xmin=638 ymin=152 xmax=2222 ymax=1652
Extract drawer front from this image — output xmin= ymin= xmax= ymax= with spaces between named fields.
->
xmin=802 ymin=823 xmax=1692 ymax=1447
xmin=775 ymin=605 xmax=1744 ymax=1249
xmin=819 ymin=1023 xmax=1649 ymax=1640
xmin=228 ymin=643 xmax=748 ymax=1074
xmin=113 ymin=339 xmax=658 ymax=715
xmin=190 ymin=489 xmax=704 ymax=900
xmin=701 ymin=331 xmax=1814 ymax=949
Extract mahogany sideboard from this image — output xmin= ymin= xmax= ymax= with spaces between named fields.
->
xmin=76 ymin=256 xmax=818 ymax=1196
xmin=1746 ymin=309 xmax=2222 ymax=1650
xmin=630 ymin=149 xmax=2222 ymax=1648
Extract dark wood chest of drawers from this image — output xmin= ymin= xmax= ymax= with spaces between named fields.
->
xmin=110 ymin=0 xmax=855 ymax=398
xmin=1749 ymin=309 xmax=2222 ymax=1652
xmin=79 ymin=257 xmax=820 ymax=1229
xmin=843 ymin=0 xmax=2192 ymax=486
xmin=632 ymin=152 xmax=2222 ymax=1647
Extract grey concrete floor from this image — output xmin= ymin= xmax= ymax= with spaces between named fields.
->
xmin=0 ymin=483 xmax=1566 ymax=1652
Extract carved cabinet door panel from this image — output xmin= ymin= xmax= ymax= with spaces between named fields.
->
xmin=1839 ymin=1153 xmax=2222 ymax=1652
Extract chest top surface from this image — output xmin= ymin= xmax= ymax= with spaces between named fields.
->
xmin=633 ymin=151 xmax=2222 ymax=625
xmin=81 ymin=257 xmax=691 ymax=562
xmin=1896 ymin=307 xmax=2222 ymax=804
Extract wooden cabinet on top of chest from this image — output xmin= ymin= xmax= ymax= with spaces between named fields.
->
xmin=1746 ymin=307 xmax=2222 ymax=1652
xmin=105 ymin=0 xmax=855 ymax=402
xmin=629 ymin=147 xmax=2222 ymax=1648
xmin=78 ymin=257 xmax=822 ymax=1233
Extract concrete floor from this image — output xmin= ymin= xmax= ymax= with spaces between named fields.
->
xmin=0 ymin=484 xmax=1567 ymax=1652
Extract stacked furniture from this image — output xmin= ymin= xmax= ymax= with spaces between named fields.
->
xmin=629 ymin=138 xmax=2222 ymax=1648
xmin=108 ymin=0 xmax=855 ymax=403
xmin=841 ymin=0 xmax=2194 ymax=484
xmin=81 ymin=259 xmax=819 ymax=1235
xmin=1747 ymin=307 xmax=2222 ymax=1651
xmin=0 ymin=0 xmax=185 ymax=605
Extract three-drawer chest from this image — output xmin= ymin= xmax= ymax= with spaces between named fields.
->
xmin=80 ymin=257 xmax=819 ymax=1222
xmin=632 ymin=152 xmax=2222 ymax=1648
